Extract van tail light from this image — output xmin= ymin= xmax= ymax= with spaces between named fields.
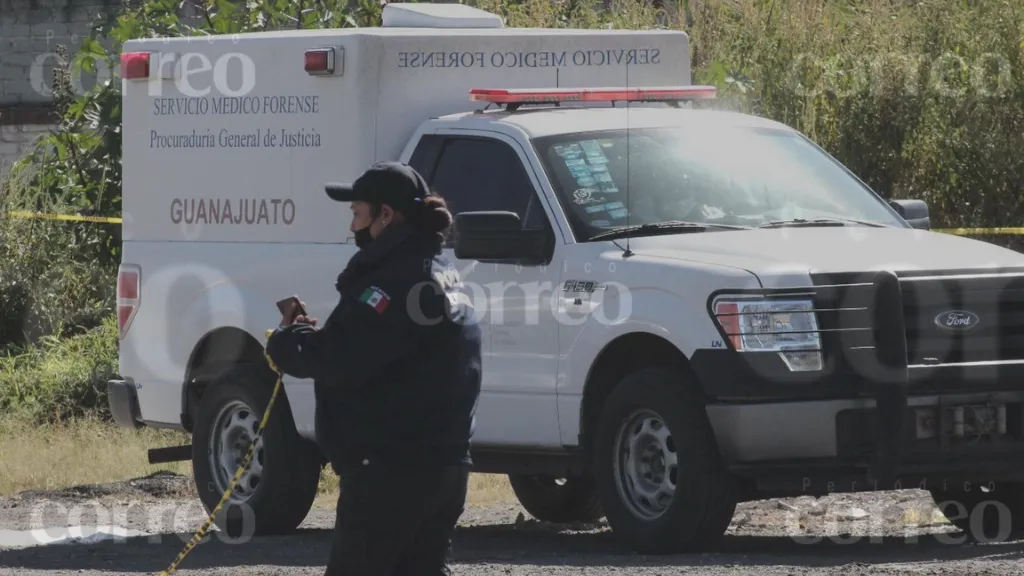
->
xmin=117 ymin=264 xmax=141 ymax=340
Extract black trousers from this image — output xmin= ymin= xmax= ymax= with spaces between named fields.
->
xmin=325 ymin=463 xmax=469 ymax=576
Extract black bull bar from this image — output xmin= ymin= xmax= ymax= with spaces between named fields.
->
xmin=717 ymin=266 xmax=1024 ymax=484
xmin=868 ymin=270 xmax=908 ymax=485
xmin=834 ymin=267 xmax=1024 ymax=483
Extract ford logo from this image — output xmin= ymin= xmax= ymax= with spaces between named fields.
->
xmin=934 ymin=310 xmax=981 ymax=331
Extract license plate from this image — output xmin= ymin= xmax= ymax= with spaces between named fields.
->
xmin=914 ymin=403 xmax=1007 ymax=440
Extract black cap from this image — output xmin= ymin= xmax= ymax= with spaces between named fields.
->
xmin=325 ymin=161 xmax=431 ymax=213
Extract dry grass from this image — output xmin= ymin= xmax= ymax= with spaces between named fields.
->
xmin=0 ymin=416 xmax=192 ymax=495
xmin=0 ymin=417 xmax=515 ymax=507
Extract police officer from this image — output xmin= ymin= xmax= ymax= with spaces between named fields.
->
xmin=266 ymin=161 xmax=482 ymax=576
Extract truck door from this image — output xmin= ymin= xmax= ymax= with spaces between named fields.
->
xmin=409 ymin=131 xmax=565 ymax=448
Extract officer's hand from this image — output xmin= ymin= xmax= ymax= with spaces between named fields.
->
xmin=294 ymin=315 xmax=318 ymax=327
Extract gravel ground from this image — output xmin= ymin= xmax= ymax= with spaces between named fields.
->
xmin=1 ymin=471 xmax=1023 ymax=575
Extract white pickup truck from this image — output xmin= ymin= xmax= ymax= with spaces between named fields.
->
xmin=109 ymin=2 xmax=1024 ymax=552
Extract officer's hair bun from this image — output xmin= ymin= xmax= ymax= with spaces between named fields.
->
xmin=420 ymin=195 xmax=453 ymax=234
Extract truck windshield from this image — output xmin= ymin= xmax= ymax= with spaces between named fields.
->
xmin=532 ymin=126 xmax=907 ymax=241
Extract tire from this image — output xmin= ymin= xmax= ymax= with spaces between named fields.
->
xmin=592 ymin=366 xmax=738 ymax=554
xmin=508 ymin=473 xmax=604 ymax=523
xmin=929 ymin=482 xmax=1024 ymax=542
xmin=191 ymin=362 xmax=322 ymax=538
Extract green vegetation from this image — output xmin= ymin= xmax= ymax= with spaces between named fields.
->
xmin=1 ymin=0 xmax=1022 ymax=425
xmin=0 ymin=316 xmax=118 ymax=424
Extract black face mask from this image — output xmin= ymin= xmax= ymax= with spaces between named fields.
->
xmin=353 ymin=226 xmax=374 ymax=249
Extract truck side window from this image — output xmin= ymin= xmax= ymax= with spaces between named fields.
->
xmin=428 ymin=137 xmax=544 ymax=228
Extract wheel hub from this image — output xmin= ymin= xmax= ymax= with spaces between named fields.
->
xmin=613 ymin=409 xmax=678 ymax=520
xmin=209 ymin=400 xmax=265 ymax=502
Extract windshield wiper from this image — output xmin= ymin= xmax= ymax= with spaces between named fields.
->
xmin=590 ymin=220 xmax=751 ymax=241
xmin=756 ymin=216 xmax=890 ymax=229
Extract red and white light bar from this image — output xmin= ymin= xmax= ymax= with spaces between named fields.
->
xmin=469 ymin=86 xmax=717 ymax=104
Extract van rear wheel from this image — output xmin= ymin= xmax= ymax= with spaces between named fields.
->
xmin=191 ymin=363 xmax=322 ymax=538
xmin=592 ymin=366 xmax=738 ymax=554
xmin=508 ymin=473 xmax=603 ymax=523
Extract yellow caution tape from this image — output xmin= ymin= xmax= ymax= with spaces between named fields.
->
xmin=933 ymin=227 xmax=1024 ymax=236
xmin=158 ymin=347 xmax=283 ymax=576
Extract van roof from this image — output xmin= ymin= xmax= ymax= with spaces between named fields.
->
xmin=128 ymin=25 xmax=686 ymax=46
xmin=120 ymin=2 xmax=699 ymax=244
xmin=434 ymin=107 xmax=797 ymax=139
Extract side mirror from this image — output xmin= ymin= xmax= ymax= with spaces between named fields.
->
xmin=889 ymin=199 xmax=930 ymax=230
xmin=453 ymin=211 xmax=552 ymax=265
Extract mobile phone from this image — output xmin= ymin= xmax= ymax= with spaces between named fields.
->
xmin=275 ymin=296 xmax=306 ymax=324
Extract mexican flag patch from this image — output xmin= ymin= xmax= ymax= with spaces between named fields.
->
xmin=359 ymin=286 xmax=390 ymax=313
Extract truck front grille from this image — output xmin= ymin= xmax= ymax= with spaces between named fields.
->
xmin=808 ymin=268 xmax=1024 ymax=372
xmin=899 ymin=269 xmax=1024 ymax=365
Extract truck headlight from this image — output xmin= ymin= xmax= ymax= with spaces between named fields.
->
xmin=712 ymin=297 xmax=823 ymax=372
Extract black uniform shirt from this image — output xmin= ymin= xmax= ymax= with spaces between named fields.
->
xmin=266 ymin=222 xmax=482 ymax=474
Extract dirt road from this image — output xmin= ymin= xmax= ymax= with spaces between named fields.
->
xmin=1 ymin=471 xmax=1023 ymax=575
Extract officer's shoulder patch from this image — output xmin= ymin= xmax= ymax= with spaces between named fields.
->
xmin=358 ymin=286 xmax=390 ymax=313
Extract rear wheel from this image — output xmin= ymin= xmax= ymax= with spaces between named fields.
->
xmin=191 ymin=363 xmax=322 ymax=538
xmin=593 ymin=366 xmax=738 ymax=554
xmin=508 ymin=474 xmax=603 ymax=523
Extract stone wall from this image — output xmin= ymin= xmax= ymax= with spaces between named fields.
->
xmin=0 ymin=0 xmax=120 ymax=174
xmin=0 ymin=123 xmax=53 ymax=174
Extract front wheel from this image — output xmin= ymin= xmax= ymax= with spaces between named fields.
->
xmin=592 ymin=366 xmax=738 ymax=554
xmin=191 ymin=363 xmax=322 ymax=538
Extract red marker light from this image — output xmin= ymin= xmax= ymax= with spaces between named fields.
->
xmin=305 ymin=48 xmax=335 ymax=75
xmin=121 ymin=52 xmax=151 ymax=80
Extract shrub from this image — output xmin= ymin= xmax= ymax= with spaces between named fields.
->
xmin=0 ymin=315 xmax=118 ymax=424
xmin=0 ymin=185 xmax=115 ymax=352
xmin=0 ymin=44 xmax=120 ymax=351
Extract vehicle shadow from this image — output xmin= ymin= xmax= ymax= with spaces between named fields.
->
xmin=453 ymin=523 xmax=1024 ymax=567
xmin=2 ymin=523 xmax=1023 ymax=572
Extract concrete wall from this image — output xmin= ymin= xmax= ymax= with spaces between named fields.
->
xmin=0 ymin=123 xmax=53 ymax=173
xmin=0 ymin=0 xmax=121 ymax=174
xmin=0 ymin=0 xmax=122 ymax=105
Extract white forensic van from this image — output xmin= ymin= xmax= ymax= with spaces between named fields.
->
xmin=110 ymin=3 xmax=1024 ymax=552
